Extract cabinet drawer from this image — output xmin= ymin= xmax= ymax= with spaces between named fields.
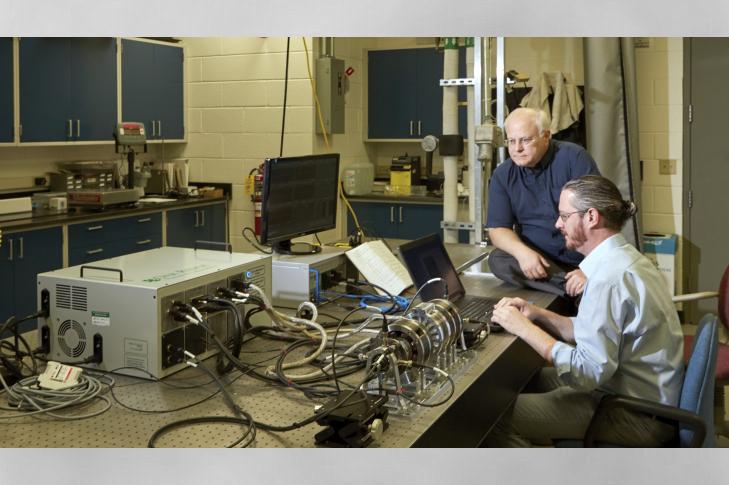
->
xmin=116 ymin=233 xmax=162 ymax=256
xmin=116 ymin=212 xmax=162 ymax=240
xmin=69 ymin=241 xmax=119 ymax=266
xmin=69 ymin=212 xmax=162 ymax=248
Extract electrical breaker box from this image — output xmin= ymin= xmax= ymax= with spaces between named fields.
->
xmin=315 ymin=56 xmax=345 ymax=134
xmin=37 ymin=247 xmax=272 ymax=379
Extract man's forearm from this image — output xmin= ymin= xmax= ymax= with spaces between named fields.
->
xmin=489 ymin=227 xmax=532 ymax=258
xmin=514 ymin=322 xmax=558 ymax=364
xmin=532 ymin=306 xmax=575 ymax=343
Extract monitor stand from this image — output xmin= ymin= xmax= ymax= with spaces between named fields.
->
xmin=273 ymin=239 xmax=322 ymax=255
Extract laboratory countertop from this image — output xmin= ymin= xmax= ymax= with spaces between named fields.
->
xmin=0 ymin=196 xmax=228 ymax=232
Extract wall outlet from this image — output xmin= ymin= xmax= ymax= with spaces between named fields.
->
xmin=659 ymin=159 xmax=676 ymax=175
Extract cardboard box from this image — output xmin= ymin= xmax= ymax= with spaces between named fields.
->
xmin=642 ymin=233 xmax=678 ymax=296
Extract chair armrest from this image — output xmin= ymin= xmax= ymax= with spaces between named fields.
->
xmin=672 ymin=291 xmax=718 ymax=303
xmin=584 ymin=394 xmax=706 ymax=447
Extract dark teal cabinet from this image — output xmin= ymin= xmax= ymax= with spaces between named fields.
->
xmin=19 ymin=38 xmax=117 ymax=142
xmin=0 ymin=38 xmax=13 ymax=143
xmin=167 ymin=203 xmax=227 ymax=249
xmin=347 ymin=201 xmax=442 ymax=240
xmin=0 ymin=227 xmax=63 ymax=333
xmin=122 ymin=39 xmax=184 ymax=140
xmin=68 ymin=212 xmax=163 ymax=266
xmin=368 ymin=47 xmax=467 ymax=140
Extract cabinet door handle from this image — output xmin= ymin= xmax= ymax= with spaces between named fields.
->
xmin=137 ymin=217 xmax=152 ymax=223
xmin=18 ymin=237 xmax=23 ymax=259
xmin=8 ymin=238 xmax=13 ymax=261
xmin=194 ymin=211 xmax=199 ymax=227
xmin=86 ymin=248 xmax=104 ymax=255
xmin=76 ymin=119 xmax=81 ymax=138
xmin=417 ymin=120 xmax=422 ymax=136
xmin=399 ymin=206 xmax=403 ymax=223
xmin=67 ymin=119 xmax=73 ymax=138
xmin=409 ymin=121 xmax=414 ymax=136
xmin=200 ymin=210 xmax=205 ymax=227
xmin=390 ymin=206 xmax=395 ymax=223
xmin=136 ymin=239 xmax=152 ymax=245
xmin=87 ymin=225 xmax=103 ymax=231
xmin=158 ymin=120 xmax=162 ymax=138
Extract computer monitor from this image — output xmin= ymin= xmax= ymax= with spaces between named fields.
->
xmin=260 ymin=153 xmax=340 ymax=255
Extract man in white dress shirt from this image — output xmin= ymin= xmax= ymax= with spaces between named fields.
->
xmin=486 ymin=175 xmax=685 ymax=447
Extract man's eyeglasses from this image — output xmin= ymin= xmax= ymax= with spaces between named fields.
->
xmin=506 ymin=136 xmax=536 ymax=147
xmin=558 ymin=210 xmax=587 ymax=222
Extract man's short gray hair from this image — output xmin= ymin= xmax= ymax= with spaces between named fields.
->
xmin=563 ymin=175 xmax=637 ymax=231
xmin=504 ymin=107 xmax=550 ymax=136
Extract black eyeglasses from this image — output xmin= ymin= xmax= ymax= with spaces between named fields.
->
xmin=557 ymin=210 xmax=587 ymax=222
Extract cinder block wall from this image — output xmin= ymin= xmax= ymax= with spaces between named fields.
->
xmin=172 ymin=37 xmax=369 ymax=251
xmin=635 ymin=38 xmax=684 ymax=294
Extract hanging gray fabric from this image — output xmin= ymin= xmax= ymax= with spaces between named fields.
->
xmin=583 ymin=37 xmax=642 ymax=249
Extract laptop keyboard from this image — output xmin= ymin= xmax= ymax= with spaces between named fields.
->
xmin=459 ymin=297 xmax=497 ymax=321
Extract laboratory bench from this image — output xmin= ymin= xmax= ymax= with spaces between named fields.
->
xmin=0 ymin=241 xmax=556 ymax=448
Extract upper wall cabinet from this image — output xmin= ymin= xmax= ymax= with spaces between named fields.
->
xmin=367 ymin=47 xmax=467 ymax=140
xmin=122 ymin=39 xmax=184 ymax=141
xmin=19 ymin=38 xmax=118 ymax=143
xmin=0 ymin=38 xmax=14 ymax=143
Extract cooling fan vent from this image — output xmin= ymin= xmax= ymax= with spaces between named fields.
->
xmin=55 ymin=284 xmax=88 ymax=311
xmin=57 ymin=320 xmax=87 ymax=358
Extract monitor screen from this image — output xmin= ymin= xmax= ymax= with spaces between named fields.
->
xmin=260 ymin=153 xmax=340 ymax=255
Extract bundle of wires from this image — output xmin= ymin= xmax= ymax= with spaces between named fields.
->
xmin=0 ymin=371 xmax=112 ymax=420
xmin=0 ymin=315 xmax=40 ymax=380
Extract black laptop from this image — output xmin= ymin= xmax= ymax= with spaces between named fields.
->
xmin=398 ymin=234 xmax=499 ymax=326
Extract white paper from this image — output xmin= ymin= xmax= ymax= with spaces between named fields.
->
xmin=346 ymin=240 xmax=413 ymax=296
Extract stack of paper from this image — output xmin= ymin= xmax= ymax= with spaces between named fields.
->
xmin=345 ymin=240 xmax=413 ymax=296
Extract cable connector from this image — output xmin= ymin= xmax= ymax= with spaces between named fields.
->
xmin=184 ymin=350 xmax=199 ymax=368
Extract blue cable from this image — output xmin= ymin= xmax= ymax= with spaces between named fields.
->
xmin=320 ymin=290 xmax=410 ymax=313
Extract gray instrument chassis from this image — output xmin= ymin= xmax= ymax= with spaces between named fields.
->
xmin=37 ymin=247 xmax=271 ymax=379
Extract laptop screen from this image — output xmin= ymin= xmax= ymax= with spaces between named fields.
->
xmin=398 ymin=234 xmax=466 ymax=301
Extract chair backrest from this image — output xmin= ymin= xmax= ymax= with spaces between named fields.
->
xmin=718 ymin=264 xmax=729 ymax=330
xmin=679 ymin=313 xmax=719 ymax=447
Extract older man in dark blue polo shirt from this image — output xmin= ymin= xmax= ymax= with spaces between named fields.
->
xmin=487 ymin=107 xmax=600 ymax=300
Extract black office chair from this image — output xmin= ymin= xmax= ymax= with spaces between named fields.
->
xmin=557 ymin=314 xmax=719 ymax=447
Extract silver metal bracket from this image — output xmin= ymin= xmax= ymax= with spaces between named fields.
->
xmin=439 ymin=78 xmax=476 ymax=86
xmin=441 ymin=220 xmax=476 ymax=230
